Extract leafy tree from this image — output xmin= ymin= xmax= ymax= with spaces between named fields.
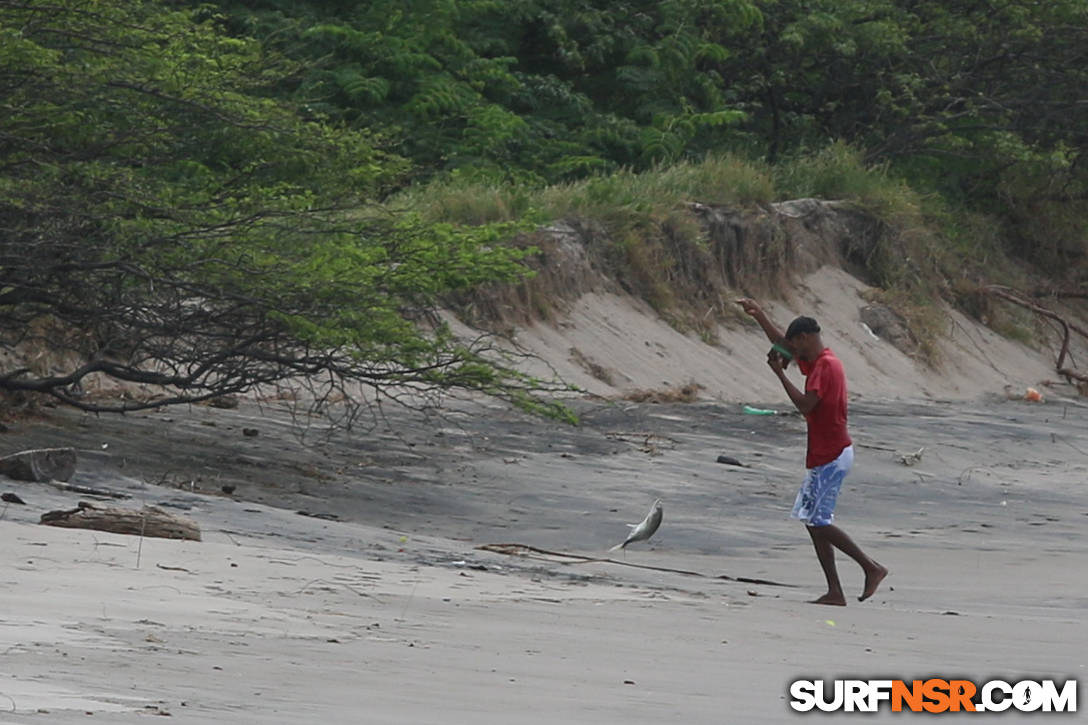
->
xmin=722 ymin=0 xmax=1087 ymax=269
xmin=215 ymin=0 xmax=761 ymax=181
xmin=729 ymin=1 xmax=1087 ymax=188
xmin=0 ymin=0 xmax=569 ymax=421
xmin=212 ymin=0 xmax=1086 ymax=233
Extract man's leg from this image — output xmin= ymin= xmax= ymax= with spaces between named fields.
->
xmin=806 ymin=525 xmax=846 ymax=605
xmin=816 ymin=524 xmax=888 ymax=601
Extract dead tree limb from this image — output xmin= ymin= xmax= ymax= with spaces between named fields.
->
xmin=40 ymin=501 xmax=200 ymax=541
xmin=984 ymin=285 xmax=1088 ymax=386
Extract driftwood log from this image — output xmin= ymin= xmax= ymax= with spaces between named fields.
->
xmin=41 ymin=501 xmax=201 ymax=541
xmin=0 ymin=447 xmax=77 ymax=482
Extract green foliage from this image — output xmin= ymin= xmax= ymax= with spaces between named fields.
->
xmin=214 ymin=0 xmax=761 ymax=182
xmin=736 ymin=1 xmax=1088 ymax=241
xmin=539 ymin=155 xmax=775 ymax=221
xmin=776 ymin=144 xmax=946 ymax=290
xmin=994 ymin=151 xmax=1088 ymax=271
xmin=774 ymin=144 xmax=886 ymax=203
xmin=207 ymin=0 xmax=1086 ymax=283
xmin=0 ymin=0 xmax=565 ymax=419
xmin=399 ymin=154 xmax=775 ymax=229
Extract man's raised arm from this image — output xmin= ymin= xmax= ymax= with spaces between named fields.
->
xmin=735 ymin=298 xmax=786 ymax=345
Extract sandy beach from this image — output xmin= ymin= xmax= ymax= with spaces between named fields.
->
xmin=6 ymin=1 xmax=1088 ymax=719
xmin=1 ymin=385 xmax=1086 ymax=722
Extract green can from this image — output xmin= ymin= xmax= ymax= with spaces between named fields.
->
xmin=770 ymin=342 xmax=793 ymax=361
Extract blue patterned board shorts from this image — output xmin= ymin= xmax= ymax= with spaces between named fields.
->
xmin=791 ymin=445 xmax=854 ymax=527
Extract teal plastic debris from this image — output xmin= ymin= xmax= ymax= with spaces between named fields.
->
xmin=742 ymin=405 xmax=778 ymax=416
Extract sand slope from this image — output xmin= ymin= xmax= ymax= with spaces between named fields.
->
xmin=510 ymin=266 xmax=1073 ymax=403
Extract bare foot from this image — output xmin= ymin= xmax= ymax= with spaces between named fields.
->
xmin=808 ymin=592 xmax=847 ymax=606
xmin=859 ymin=564 xmax=888 ymax=602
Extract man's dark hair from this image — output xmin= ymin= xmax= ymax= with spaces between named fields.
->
xmin=785 ymin=316 xmax=820 ymax=340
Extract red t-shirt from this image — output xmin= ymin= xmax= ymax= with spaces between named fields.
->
xmin=798 ymin=348 xmax=852 ymax=468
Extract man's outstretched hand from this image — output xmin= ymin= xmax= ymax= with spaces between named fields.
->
xmin=735 ymin=298 xmax=762 ymax=317
xmin=737 ymin=298 xmax=788 ymax=370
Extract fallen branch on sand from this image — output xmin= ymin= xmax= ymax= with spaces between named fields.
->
xmin=40 ymin=501 xmax=201 ymax=541
xmin=42 ymin=480 xmax=131 ymax=499
xmin=476 ymin=543 xmax=797 ymax=587
xmin=603 ymin=431 xmax=679 ymax=456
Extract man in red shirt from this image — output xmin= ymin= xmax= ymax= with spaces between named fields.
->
xmin=737 ymin=299 xmax=887 ymax=605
